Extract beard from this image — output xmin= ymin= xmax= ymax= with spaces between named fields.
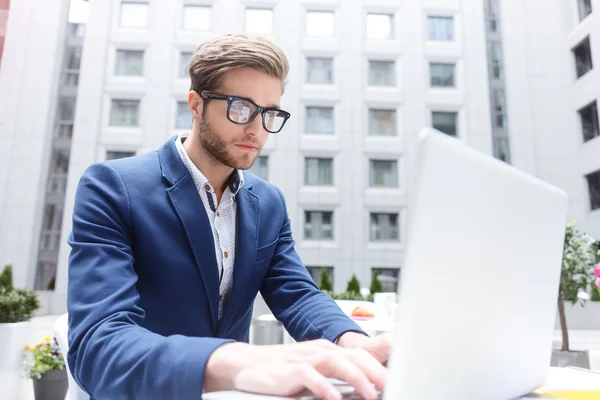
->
xmin=198 ymin=114 xmax=259 ymax=170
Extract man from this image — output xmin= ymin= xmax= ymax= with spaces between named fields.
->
xmin=67 ymin=33 xmax=390 ymax=400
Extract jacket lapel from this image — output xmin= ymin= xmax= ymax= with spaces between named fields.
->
xmin=160 ymin=136 xmax=219 ymax=334
xmin=219 ymin=185 xmax=259 ymax=335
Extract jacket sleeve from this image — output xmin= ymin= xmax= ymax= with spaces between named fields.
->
xmin=259 ymin=188 xmax=366 ymax=342
xmin=67 ymin=162 xmax=232 ymax=400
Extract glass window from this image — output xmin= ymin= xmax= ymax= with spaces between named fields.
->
xmin=428 ymin=16 xmax=453 ymax=41
xmin=366 ymin=14 xmax=393 ymax=39
xmin=306 ymin=266 xmax=335 ymax=290
xmin=491 ymin=89 xmax=507 ymax=129
xmin=430 ymin=63 xmax=456 ymax=87
xmin=369 ymin=160 xmax=398 ymax=188
xmin=250 ymin=156 xmax=269 ymax=180
xmin=579 ymin=101 xmax=599 ymax=142
xmin=106 ymin=151 xmax=135 ymax=160
xmin=578 ymin=0 xmax=592 ymax=22
xmin=59 ymin=98 xmax=76 ymax=122
xmin=119 ymin=2 xmax=148 ymax=28
xmin=110 ymin=99 xmax=140 ymax=127
xmin=179 ymin=52 xmax=193 ymax=78
xmin=432 ymin=111 xmax=458 ymax=136
xmin=115 ymin=49 xmax=144 ymax=76
xmin=245 ymin=8 xmax=273 ymax=34
xmin=489 ymin=41 xmax=503 ymax=80
xmin=183 ymin=5 xmax=211 ymax=31
xmin=370 ymin=213 xmax=399 ymax=242
xmin=492 ymin=136 xmax=511 ymax=164
xmin=35 ymin=262 xmax=57 ymax=291
xmin=306 ymin=11 xmax=334 ymax=37
xmin=372 ymin=268 xmax=400 ymax=292
xmin=305 ymin=157 xmax=333 ymax=186
xmin=176 ymin=101 xmax=190 ymax=129
xmin=368 ymin=61 xmax=395 ymax=86
xmin=305 ymin=106 xmax=334 ymax=134
xmin=307 ymin=57 xmax=333 ymax=84
xmin=573 ymin=37 xmax=593 ymax=78
xmin=586 ymin=170 xmax=600 ymax=211
xmin=305 ymin=211 xmax=333 ymax=240
xmin=368 ymin=109 xmax=396 ymax=136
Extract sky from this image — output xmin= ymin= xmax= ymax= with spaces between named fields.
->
xmin=68 ymin=0 xmax=89 ymax=24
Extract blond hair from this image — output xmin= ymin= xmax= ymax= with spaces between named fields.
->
xmin=189 ymin=33 xmax=289 ymax=94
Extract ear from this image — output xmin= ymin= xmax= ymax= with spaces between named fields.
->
xmin=188 ymin=90 xmax=203 ymax=119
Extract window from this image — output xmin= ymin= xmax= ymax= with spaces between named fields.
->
xmin=366 ymin=13 xmax=393 ymax=39
xmin=305 ymin=106 xmax=334 ymax=134
xmin=250 ymin=156 xmax=269 ymax=180
xmin=491 ymin=89 xmax=507 ymax=128
xmin=47 ymin=151 xmax=70 ymax=194
xmin=578 ymin=0 xmax=592 ymax=22
xmin=586 ymin=170 xmax=600 ymax=211
xmin=432 ymin=111 xmax=458 ymax=136
xmin=65 ymin=47 xmax=82 ymax=70
xmin=59 ymin=97 xmax=76 ymax=122
xmin=370 ymin=213 xmax=399 ymax=242
xmin=110 ymin=99 xmax=140 ymax=127
xmin=40 ymin=204 xmax=64 ymax=251
xmin=35 ymin=262 xmax=57 ymax=291
xmin=115 ymin=50 xmax=144 ymax=76
xmin=489 ymin=41 xmax=503 ymax=80
xmin=368 ymin=109 xmax=396 ymax=136
xmin=428 ymin=16 xmax=453 ymax=41
xmin=106 ymin=151 xmax=135 ymax=160
xmin=306 ymin=11 xmax=334 ymax=37
xmin=573 ymin=37 xmax=593 ymax=78
xmin=492 ymin=136 xmax=511 ymax=163
xmin=487 ymin=0 xmax=500 ymax=32
xmin=372 ymin=268 xmax=400 ymax=292
xmin=579 ymin=101 xmax=599 ymax=142
xmin=305 ymin=211 xmax=333 ymax=240
xmin=368 ymin=61 xmax=395 ymax=86
xmin=306 ymin=266 xmax=334 ymax=290
xmin=183 ymin=5 xmax=210 ymax=31
xmin=119 ymin=2 xmax=148 ymax=28
xmin=179 ymin=52 xmax=192 ymax=78
xmin=55 ymin=123 xmax=73 ymax=138
xmin=245 ymin=8 xmax=273 ymax=34
xmin=430 ymin=63 xmax=455 ymax=87
xmin=307 ymin=57 xmax=333 ymax=84
xmin=176 ymin=101 xmax=190 ymax=129
xmin=369 ymin=160 xmax=398 ymax=188
xmin=305 ymin=157 xmax=333 ymax=186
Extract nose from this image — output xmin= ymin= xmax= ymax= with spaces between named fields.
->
xmin=244 ymin=111 xmax=266 ymax=137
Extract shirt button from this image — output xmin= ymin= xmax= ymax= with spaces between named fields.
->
xmin=224 ymin=251 xmax=229 ymax=258
xmin=204 ymin=184 xmax=211 ymax=191
xmin=216 ymin=211 xmax=220 ymax=217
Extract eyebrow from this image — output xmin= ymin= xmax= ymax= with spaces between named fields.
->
xmin=236 ymin=94 xmax=280 ymax=109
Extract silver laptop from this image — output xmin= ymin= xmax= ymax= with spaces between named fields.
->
xmin=204 ymin=128 xmax=569 ymax=400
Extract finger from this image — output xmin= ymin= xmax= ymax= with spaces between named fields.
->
xmin=313 ymin=351 xmax=379 ymax=400
xmin=369 ymin=334 xmax=393 ymax=364
xmin=296 ymin=363 xmax=342 ymax=400
xmin=345 ymin=348 xmax=387 ymax=391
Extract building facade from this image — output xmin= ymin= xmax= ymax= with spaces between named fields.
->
xmin=0 ymin=0 xmax=598 ymax=314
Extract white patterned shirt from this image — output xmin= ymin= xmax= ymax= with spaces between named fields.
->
xmin=175 ymin=133 xmax=244 ymax=321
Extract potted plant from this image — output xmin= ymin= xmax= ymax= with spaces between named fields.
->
xmin=23 ymin=336 xmax=68 ymax=400
xmin=551 ymin=223 xmax=600 ymax=368
xmin=319 ymin=267 xmax=333 ymax=292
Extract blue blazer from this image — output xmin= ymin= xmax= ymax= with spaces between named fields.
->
xmin=67 ymin=135 xmax=364 ymax=399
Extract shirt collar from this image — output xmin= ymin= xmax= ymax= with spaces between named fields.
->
xmin=176 ymin=132 xmax=245 ymax=196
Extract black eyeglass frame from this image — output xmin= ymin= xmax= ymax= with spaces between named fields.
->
xmin=200 ymin=90 xmax=291 ymax=134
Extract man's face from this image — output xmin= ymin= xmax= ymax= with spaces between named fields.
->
xmin=196 ymin=67 xmax=282 ymax=170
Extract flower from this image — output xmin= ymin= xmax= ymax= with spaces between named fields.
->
xmin=594 ymin=267 xmax=600 ymax=279
xmin=596 ymin=277 xmax=600 ymax=288
xmin=22 ymin=337 xmax=65 ymax=380
xmin=44 ymin=336 xmax=51 ymax=342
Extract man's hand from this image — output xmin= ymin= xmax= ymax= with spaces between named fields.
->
xmin=336 ymin=332 xmax=392 ymax=365
xmin=205 ymin=339 xmax=386 ymax=400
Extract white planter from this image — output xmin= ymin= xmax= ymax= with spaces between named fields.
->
xmin=0 ymin=321 xmax=30 ymax=400
xmin=555 ymin=301 xmax=600 ymax=330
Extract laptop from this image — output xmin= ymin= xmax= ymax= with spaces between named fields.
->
xmin=204 ymin=128 xmax=569 ymax=400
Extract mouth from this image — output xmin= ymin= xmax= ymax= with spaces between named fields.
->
xmin=236 ymin=143 xmax=259 ymax=151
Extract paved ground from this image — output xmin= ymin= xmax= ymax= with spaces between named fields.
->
xmin=13 ymin=315 xmax=600 ymax=400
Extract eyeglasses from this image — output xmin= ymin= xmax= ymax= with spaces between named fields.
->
xmin=200 ymin=90 xmax=291 ymax=134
